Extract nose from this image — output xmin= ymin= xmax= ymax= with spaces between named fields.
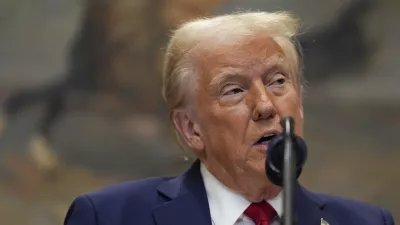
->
xmin=251 ymin=83 xmax=277 ymax=121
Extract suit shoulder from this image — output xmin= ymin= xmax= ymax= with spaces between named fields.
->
xmin=65 ymin=177 xmax=176 ymax=224
xmin=316 ymin=192 xmax=381 ymax=212
xmin=82 ymin=176 xmax=173 ymax=207
xmin=299 ymin=186 xmax=395 ymax=224
xmin=312 ymin=191 xmax=394 ymax=223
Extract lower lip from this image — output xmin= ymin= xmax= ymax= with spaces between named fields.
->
xmin=253 ymin=143 xmax=269 ymax=151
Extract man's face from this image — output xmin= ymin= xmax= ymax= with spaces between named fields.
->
xmin=180 ymin=34 xmax=303 ymax=192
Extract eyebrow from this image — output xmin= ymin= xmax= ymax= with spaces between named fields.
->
xmin=209 ymin=67 xmax=245 ymax=87
xmin=263 ymin=63 xmax=291 ymax=77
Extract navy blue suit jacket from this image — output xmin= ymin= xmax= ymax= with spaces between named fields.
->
xmin=64 ymin=160 xmax=395 ymax=225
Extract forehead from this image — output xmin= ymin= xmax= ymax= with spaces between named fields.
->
xmin=197 ymin=35 xmax=287 ymax=79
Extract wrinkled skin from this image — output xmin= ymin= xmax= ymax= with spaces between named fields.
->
xmin=173 ymin=34 xmax=304 ymax=202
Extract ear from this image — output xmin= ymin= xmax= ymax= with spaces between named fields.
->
xmin=299 ymin=103 xmax=304 ymax=120
xmin=171 ymin=109 xmax=204 ymax=152
xmin=299 ymin=85 xmax=304 ymax=120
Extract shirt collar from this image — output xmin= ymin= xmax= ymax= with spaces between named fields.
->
xmin=200 ymin=163 xmax=283 ymax=225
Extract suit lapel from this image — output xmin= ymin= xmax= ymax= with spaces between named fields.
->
xmin=152 ymin=161 xmax=341 ymax=225
xmin=152 ymin=160 xmax=212 ymax=225
xmin=294 ymin=184 xmax=339 ymax=225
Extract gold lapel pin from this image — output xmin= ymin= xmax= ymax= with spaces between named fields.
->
xmin=321 ymin=218 xmax=330 ymax=225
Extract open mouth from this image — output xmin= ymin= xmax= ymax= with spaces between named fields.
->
xmin=255 ymin=134 xmax=278 ymax=145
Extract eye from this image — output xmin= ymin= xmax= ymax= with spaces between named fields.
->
xmin=272 ymin=78 xmax=286 ymax=86
xmin=268 ymin=73 xmax=287 ymax=87
xmin=223 ymin=87 xmax=244 ymax=96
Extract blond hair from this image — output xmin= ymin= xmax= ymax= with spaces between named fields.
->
xmin=161 ymin=11 xmax=303 ymax=153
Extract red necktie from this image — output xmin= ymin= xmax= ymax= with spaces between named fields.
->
xmin=244 ymin=201 xmax=277 ymax=225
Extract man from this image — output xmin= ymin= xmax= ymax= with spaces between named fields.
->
xmin=64 ymin=11 xmax=395 ymax=225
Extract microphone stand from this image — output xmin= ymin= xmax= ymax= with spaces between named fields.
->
xmin=281 ymin=117 xmax=296 ymax=225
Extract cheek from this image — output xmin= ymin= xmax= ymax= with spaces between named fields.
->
xmin=201 ymin=104 xmax=251 ymax=153
xmin=275 ymin=93 xmax=303 ymax=132
xmin=275 ymin=93 xmax=300 ymax=113
xmin=208 ymin=103 xmax=250 ymax=131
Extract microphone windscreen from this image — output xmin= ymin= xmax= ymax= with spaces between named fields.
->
xmin=265 ymin=134 xmax=308 ymax=186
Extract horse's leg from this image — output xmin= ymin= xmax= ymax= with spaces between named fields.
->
xmin=29 ymin=91 xmax=66 ymax=174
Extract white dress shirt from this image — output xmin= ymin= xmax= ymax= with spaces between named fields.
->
xmin=200 ymin=163 xmax=282 ymax=225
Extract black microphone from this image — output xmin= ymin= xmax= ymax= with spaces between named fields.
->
xmin=265 ymin=117 xmax=308 ymax=187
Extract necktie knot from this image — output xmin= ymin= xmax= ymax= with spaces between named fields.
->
xmin=244 ymin=201 xmax=277 ymax=225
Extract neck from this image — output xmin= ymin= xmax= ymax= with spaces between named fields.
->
xmin=239 ymin=182 xmax=281 ymax=202
xmin=202 ymin=161 xmax=281 ymax=202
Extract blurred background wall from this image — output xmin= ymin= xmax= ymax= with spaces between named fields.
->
xmin=0 ymin=0 xmax=398 ymax=224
